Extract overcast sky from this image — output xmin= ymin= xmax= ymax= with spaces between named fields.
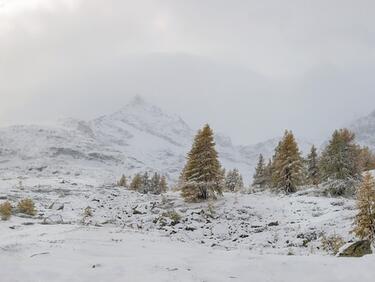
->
xmin=1 ymin=0 xmax=375 ymax=144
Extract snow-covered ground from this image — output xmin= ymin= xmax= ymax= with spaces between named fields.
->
xmin=1 ymin=175 xmax=374 ymax=281
xmin=2 ymin=224 xmax=375 ymax=282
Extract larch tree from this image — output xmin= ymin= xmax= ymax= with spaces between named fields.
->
xmin=117 ymin=174 xmax=128 ymax=187
xmin=352 ymin=172 xmax=375 ymax=243
xmin=320 ymin=129 xmax=361 ymax=181
xmin=181 ymin=124 xmax=223 ymax=202
xmin=271 ymin=130 xmax=304 ymax=194
xmin=252 ymin=154 xmax=267 ymax=188
xmin=129 ymin=173 xmax=143 ymax=191
xmin=306 ymin=145 xmax=320 ymax=186
xmin=359 ymin=146 xmax=375 ymax=172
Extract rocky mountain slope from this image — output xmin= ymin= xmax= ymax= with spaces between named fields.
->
xmin=0 ymin=96 xmax=313 ymax=183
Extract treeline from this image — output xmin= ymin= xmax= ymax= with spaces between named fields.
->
xmin=252 ymin=129 xmax=375 ymax=196
xmin=118 ymin=126 xmax=375 ymax=200
xmin=176 ymin=124 xmax=375 ymax=202
xmin=117 ymin=172 xmax=168 ymax=195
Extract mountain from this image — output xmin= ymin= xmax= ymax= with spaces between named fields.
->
xmin=0 ymin=96 xmax=312 ymax=183
xmin=349 ymin=110 xmax=375 ymax=150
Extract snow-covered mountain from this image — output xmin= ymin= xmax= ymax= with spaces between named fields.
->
xmin=0 ymin=96 xmax=313 ymax=183
xmin=350 ymin=110 xmax=375 ymax=150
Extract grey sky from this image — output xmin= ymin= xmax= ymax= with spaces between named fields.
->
xmin=1 ymin=0 xmax=375 ymax=144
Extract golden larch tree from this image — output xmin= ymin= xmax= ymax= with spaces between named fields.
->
xmin=352 ymin=172 xmax=375 ymax=242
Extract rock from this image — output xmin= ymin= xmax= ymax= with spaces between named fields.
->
xmin=268 ymin=221 xmax=279 ymax=226
xmin=338 ymin=240 xmax=372 ymax=257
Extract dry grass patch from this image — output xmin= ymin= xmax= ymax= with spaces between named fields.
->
xmin=0 ymin=201 xmax=13 ymax=220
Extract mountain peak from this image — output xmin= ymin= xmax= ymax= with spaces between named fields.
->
xmin=129 ymin=94 xmax=146 ymax=106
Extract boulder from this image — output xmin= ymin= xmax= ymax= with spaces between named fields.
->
xmin=337 ymin=240 xmax=372 ymax=257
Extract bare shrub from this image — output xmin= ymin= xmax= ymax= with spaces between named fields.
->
xmin=17 ymin=199 xmax=37 ymax=216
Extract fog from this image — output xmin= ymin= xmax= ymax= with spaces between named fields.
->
xmin=1 ymin=0 xmax=375 ymax=144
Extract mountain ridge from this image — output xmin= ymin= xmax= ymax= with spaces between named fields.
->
xmin=0 ymin=96 xmax=316 ymax=183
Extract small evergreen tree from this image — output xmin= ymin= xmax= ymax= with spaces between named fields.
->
xmin=140 ymin=172 xmax=151 ymax=194
xmin=306 ymin=145 xmax=320 ymax=186
xmin=181 ymin=124 xmax=223 ymax=202
xmin=150 ymin=172 xmax=161 ymax=194
xmin=117 ymin=174 xmax=128 ymax=187
xmin=271 ymin=130 xmax=304 ymax=193
xmin=129 ymin=173 xmax=143 ymax=191
xmin=352 ymin=172 xmax=375 ymax=243
xmin=252 ymin=154 xmax=267 ymax=188
xmin=225 ymin=168 xmax=244 ymax=192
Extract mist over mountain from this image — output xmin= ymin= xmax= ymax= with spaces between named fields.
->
xmin=0 ymin=96 xmax=279 ymax=182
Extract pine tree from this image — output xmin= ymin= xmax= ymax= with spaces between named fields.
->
xmin=140 ymin=172 xmax=151 ymax=194
xmin=320 ymin=129 xmax=361 ymax=181
xmin=117 ymin=174 xmax=128 ymax=187
xmin=271 ymin=130 xmax=303 ymax=194
xmin=129 ymin=173 xmax=143 ymax=191
xmin=252 ymin=154 xmax=266 ymax=188
xmin=306 ymin=145 xmax=320 ymax=186
xmin=181 ymin=124 xmax=223 ymax=202
xmin=352 ymin=172 xmax=375 ymax=243
xmin=225 ymin=169 xmax=244 ymax=192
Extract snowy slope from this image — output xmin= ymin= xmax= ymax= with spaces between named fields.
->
xmin=0 ymin=174 xmax=373 ymax=282
xmin=350 ymin=110 xmax=375 ymax=150
xmin=0 ymin=96 xmax=312 ymax=183
xmin=1 ymin=224 xmax=374 ymax=282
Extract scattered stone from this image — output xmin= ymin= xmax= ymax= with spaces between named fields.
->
xmin=338 ymin=240 xmax=372 ymax=257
